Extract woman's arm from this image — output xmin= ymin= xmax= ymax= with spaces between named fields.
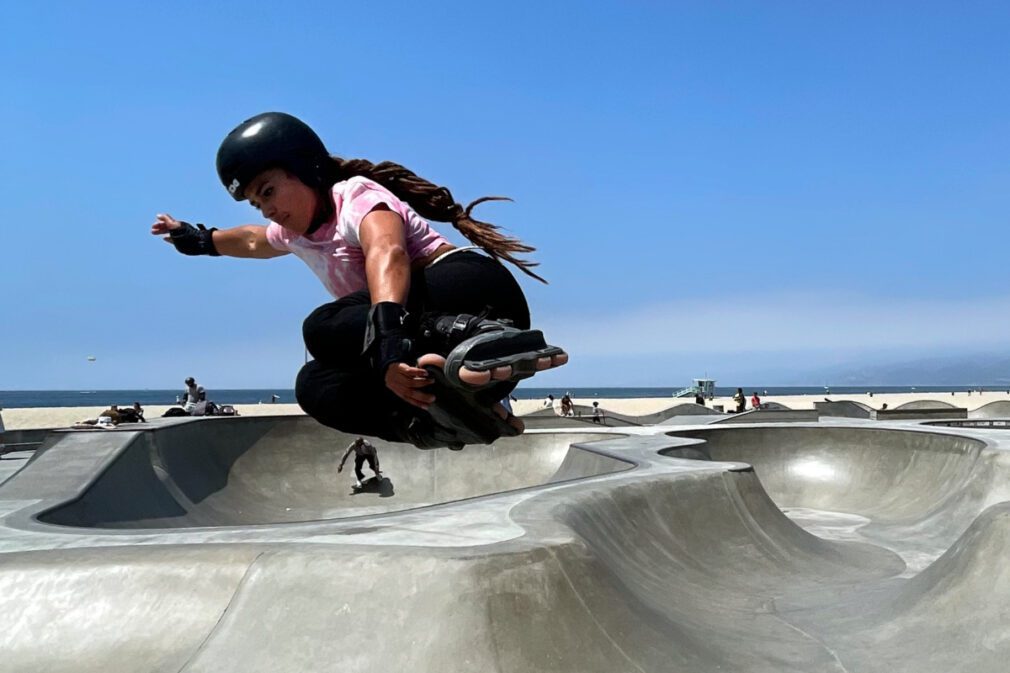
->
xmin=212 ymin=225 xmax=289 ymax=259
xmin=359 ymin=206 xmax=411 ymax=303
xmin=359 ymin=206 xmax=435 ymax=409
xmin=151 ymin=213 xmax=288 ymax=259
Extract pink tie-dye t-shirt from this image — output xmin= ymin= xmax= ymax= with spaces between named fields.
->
xmin=264 ymin=176 xmax=450 ymax=299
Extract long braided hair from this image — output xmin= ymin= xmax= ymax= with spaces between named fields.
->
xmin=322 ymin=157 xmax=545 ymax=283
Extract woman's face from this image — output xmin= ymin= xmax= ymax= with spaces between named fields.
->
xmin=244 ymin=168 xmax=319 ymax=235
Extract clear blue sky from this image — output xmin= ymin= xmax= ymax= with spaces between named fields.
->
xmin=3 ymin=1 xmax=1010 ymax=389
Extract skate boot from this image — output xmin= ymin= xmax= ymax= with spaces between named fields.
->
xmin=390 ymin=382 xmax=521 ymax=451
xmin=419 ymin=312 xmax=567 ymax=389
xmin=423 ymin=363 xmax=523 ymax=446
xmin=367 ymin=304 xmax=553 ymax=450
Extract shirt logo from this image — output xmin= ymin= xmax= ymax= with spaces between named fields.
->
xmin=228 ymin=178 xmax=240 ymax=194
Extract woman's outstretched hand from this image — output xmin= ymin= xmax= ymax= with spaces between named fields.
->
xmin=151 ymin=213 xmax=183 ymax=242
xmin=385 ymin=363 xmax=436 ymax=410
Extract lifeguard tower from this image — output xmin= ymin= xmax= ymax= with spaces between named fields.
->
xmin=673 ymin=378 xmax=716 ymax=400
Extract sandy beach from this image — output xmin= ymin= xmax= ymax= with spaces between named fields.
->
xmin=2 ymin=403 xmax=306 ymax=431
xmin=4 ymin=390 xmax=1010 ymax=430
xmin=513 ymin=390 xmax=1010 ymax=417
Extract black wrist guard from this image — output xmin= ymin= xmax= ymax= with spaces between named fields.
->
xmin=169 ymin=221 xmax=220 ymax=256
xmin=363 ymin=302 xmax=413 ymax=376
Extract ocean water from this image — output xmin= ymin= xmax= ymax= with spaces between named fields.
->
xmin=0 ymin=385 xmax=1000 ymax=409
xmin=0 ymin=389 xmax=293 ymax=409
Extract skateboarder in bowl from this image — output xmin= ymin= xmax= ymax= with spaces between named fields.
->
xmin=338 ymin=437 xmax=382 ymax=490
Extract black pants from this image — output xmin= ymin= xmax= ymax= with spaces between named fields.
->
xmin=354 ymin=453 xmax=379 ymax=481
xmin=296 ymin=252 xmax=531 ymax=441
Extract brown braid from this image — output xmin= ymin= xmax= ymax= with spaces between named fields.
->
xmin=325 ymin=157 xmax=546 ymax=283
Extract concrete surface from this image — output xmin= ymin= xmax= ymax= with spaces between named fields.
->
xmin=0 ymin=428 xmax=50 ymax=462
xmin=706 ymin=408 xmax=819 ymax=424
xmin=894 ymin=399 xmax=959 ymax=410
xmin=815 ymin=399 xmax=874 ymax=418
xmin=872 ymin=406 xmax=968 ymax=420
xmin=521 ymin=401 xmax=718 ymax=428
xmin=40 ymin=418 xmax=620 ymax=527
xmin=3 ymin=414 xmax=1010 ymax=671
xmin=971 ymin=400 xmax=1010 ymax=418
xmin=524 ymin=404 xmax=814 ymax=429
xmin=926 ymin=419 xmax=1010 ymax=429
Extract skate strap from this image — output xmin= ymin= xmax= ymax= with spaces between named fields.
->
xmin=450 ymin=315 xmax=472 ymax=337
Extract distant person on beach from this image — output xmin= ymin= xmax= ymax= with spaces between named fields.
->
xmin=338 ymin=436 xmax=382 ymax=490
xmin=592 ymin=401 xmax=604 ymax=424
xmin=98 ymin=405 xmax=121 ymax=425
xmin=881 ymin=403 xmax=888 ymax=411
xmin=750 ymin=392 xmax=761 ymax=410
xmin=70 ymin=405 xmax=122 ymax=429
xmin=694 ymin=392 xmax=705 ymax=406
xmin=733 ymin=388 xmax=745 ymax=413
xmin=543 ymin=394 xmax=555 ymax=408
xmin=116 ymin=402 xmax=146 ymax=424
xmin=151 ymin=112 xmax=566 ymax=450
xmin=182 ymin=377 xmax=206 ymax=413
xmin=560 ymin=393 xmax=574 ymax=417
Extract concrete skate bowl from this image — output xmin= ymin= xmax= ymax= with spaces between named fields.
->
xmin=10 ymin=423 xmax=1010 ymax=671
xmin=562 ymin=424 xmax=1010 ymax=672
xmin=971 ymin=400 xmax=1010 ymax=418
xmin=521 ymin=402 xmax=717 ymax=428
xmin=664 ymin=425 xmax=1010 ymax=568
xmin=38 ymin=416 xmax=625 ymax=528
xmin=894 ymin=399 xmax=958 ymax=410
xmin=535 ymin=442 xmax=1010 ymax=673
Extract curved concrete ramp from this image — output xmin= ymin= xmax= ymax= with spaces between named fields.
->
xmin=895 ymin=399 xmax=958 ymax=410
xmin=41 ymin=417 xmax=621 ymax=528
xmin=971 ymin=400 xmax=1010 ymax=418
xmin=0 ymin=545 xmax=263 ymax=673
xmin=708 ymin=408 xmax=818 ymax=424
xmin=521 ymin=402 xmax=718 ymax=428
xmin=814 ymin=399 xmax=874 ymax=418
xmin=667 ymin=425 xmax=1008 ymax=563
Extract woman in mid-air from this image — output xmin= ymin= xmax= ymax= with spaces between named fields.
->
xmin=152 ymin=112 xmax=566 ymax=449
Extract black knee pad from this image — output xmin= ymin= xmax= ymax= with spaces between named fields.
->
xmin=294 ymin=361 xmax=325 ymax=417
xmin=295 ymin=362 xmax=357 ymax=426
xmin=301 ymin=307 xmax=330 ymax=359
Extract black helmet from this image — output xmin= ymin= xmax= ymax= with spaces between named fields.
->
xmin=216 ymin=112 xmax=330 ymax=201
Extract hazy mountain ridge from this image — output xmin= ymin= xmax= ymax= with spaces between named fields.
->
xmin=797 ymin=353 xmax=1010 ymax=387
